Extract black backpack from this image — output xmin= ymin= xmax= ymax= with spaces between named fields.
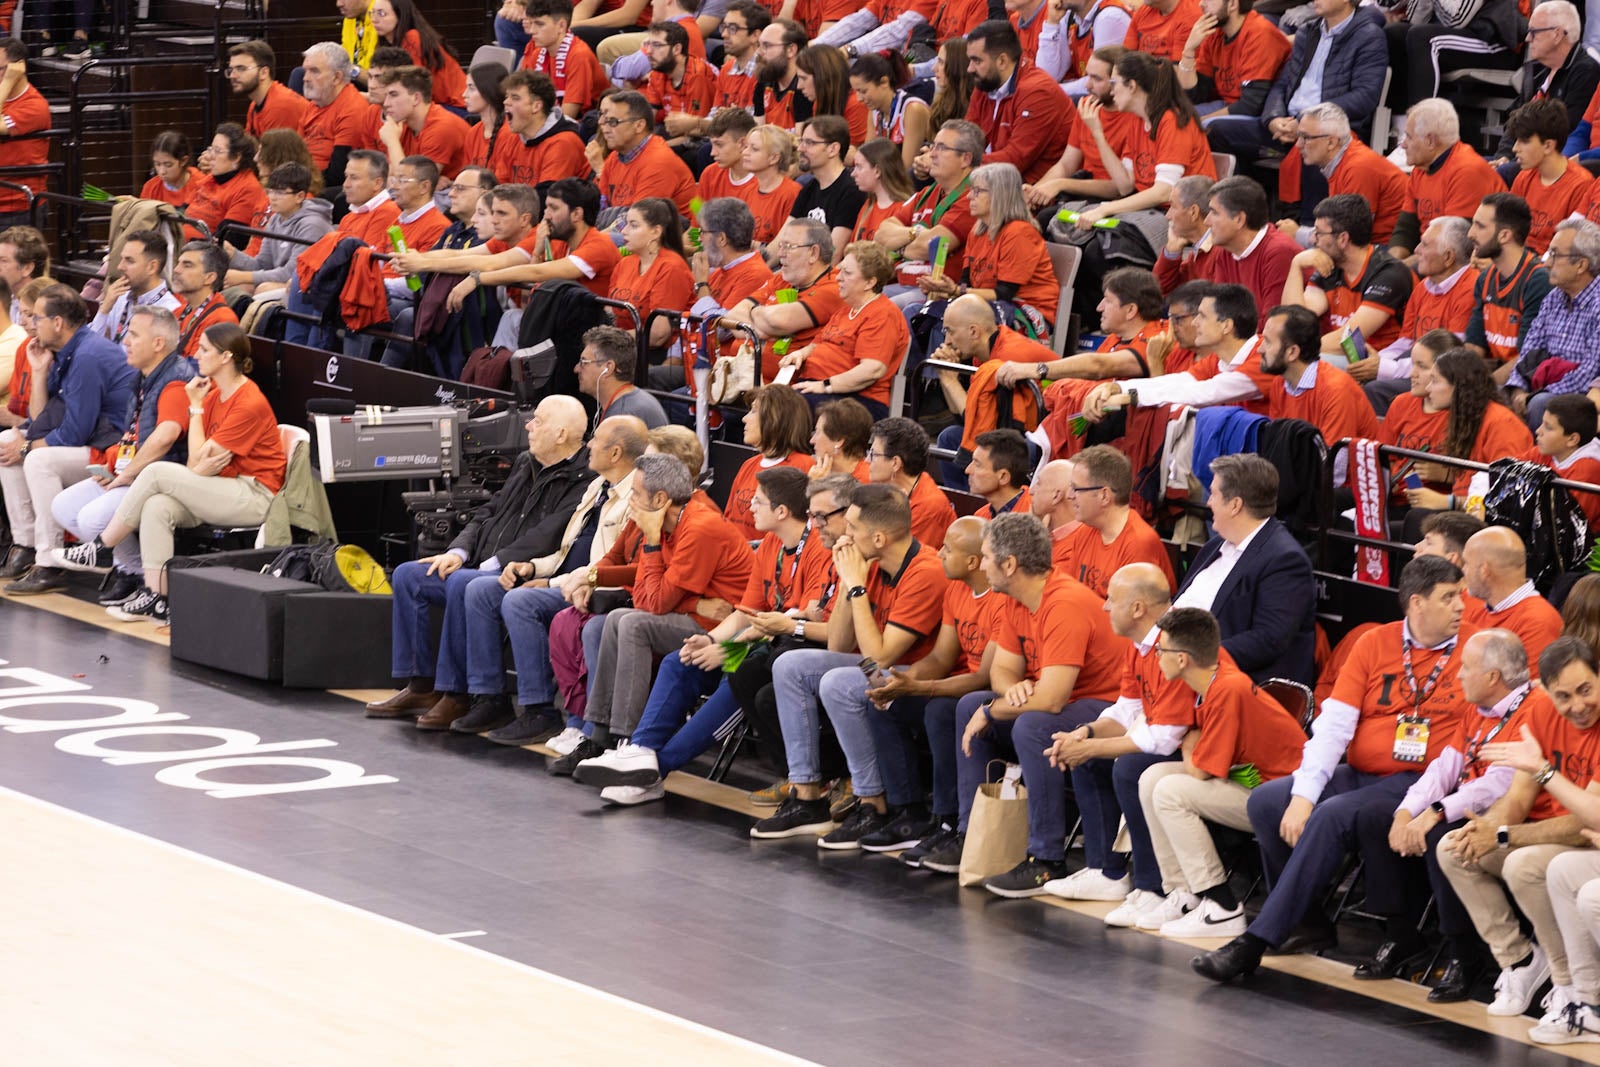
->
xmin=264 ymin=543 xmax=391 ymax=594
xmin=1482 ymin=458 xmax=1594 ymax=593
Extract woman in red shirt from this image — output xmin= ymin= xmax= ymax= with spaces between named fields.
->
xmin=461 ymin=61 xmax=508 ymax=169
xmin=1377 ymin=329 xmax=1452 ymax=495
xmin=608 ymin=197 xmax=696 ymax=355
xmin=738 ymin=125 xmax=802 ymax=246
xmin=724 ymin=384 xmax=816 ymax=538
xmin=186 ymin=124 xmax=268 ymax=241
xmin=138 ymin=130 xmax=202 ymax=209
xmin=850 ymin=138 xmax=914 ymax=245
xmin=811 ymin=396 xmax=874 ymax=481
xmin=781 ymin=241 xmax=910 ymax=418
xmin=797 ymin=45 xmax=869 ymax=147
xmin=946 ymin=161 xmax=1060 ymax=333
xmin=1405 ymin=347 xmax=1535 ymax=511
xmin=97 ymin=324 xmax=287 ymax=621
xmin=849 ymin=52 xmax=931 ymax=175
xmin=370 ymin=0 xmax=467 ymax=110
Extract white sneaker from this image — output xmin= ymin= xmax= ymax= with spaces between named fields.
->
xmin=1160 ymin=896 xmax=1247 ymax=939
xmin=1488 ymin=945 xmax=1552 ymax=1016
xmin=1043 ymin=867 xmax=1132 ymax=901
xmin=572 ymin=740 xmax=660 ymax=788
xmin=600 ymin=782 xmax=666 ymax=806
xmin=1529 ymin=1000 xmax=1600 ymax=1045
xmin=545 ymin=727 xmax=585 ymax=756
xmin=1105 ymin=889 xmax=1166 ymax=928
xmin=1536 ymin=984 xmax=1580 ymax=1026
xmin=1136 ymin=890 xmax=1199 ymax=931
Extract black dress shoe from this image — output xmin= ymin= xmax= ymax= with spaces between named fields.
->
xmin=5 ymin=565 xmax=64 ymax=595
xmin=1192 ymin=935 xmax=1265 ymax=983
xmin=1428 ymin=957 xmax=1480 ymax=1003
xmin=0 ymin=546 xmax=34 ymax=579
xmin=483 ymin=706 xmax=562 ymax=746
xmin=1269 ymin=918 xmax=1339 ymax=956
xmin=548 ymin=736 xmax=606 ymax=776
xmin=1353 ymin=939 xmax=1428 ymax=981
xmin=450 ymin=693 xmax=515 ymax=733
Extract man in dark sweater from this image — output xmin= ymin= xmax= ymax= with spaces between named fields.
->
xmin=365 ymin=394 xmax=594 ymax=730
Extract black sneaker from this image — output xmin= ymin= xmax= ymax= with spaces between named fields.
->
xmin=750 ymin=792 xmax=836 ymax=839
xmin=50 ymin=539 xmax=111 ymax=573
xmin=5 ymin=566 xmax=65 ymax=595
xmin=860 ymin=806 xmax=939 ymax=854
xmin=548 ymin=736 xmax=605 ymax=776
xmin=984 ymin=855 xmax=1068 ymax=898
xmin=818 ymin=804 xmax=896 ymax=851
xmin=98 ymin=570 xmax=142 ymax=606
xmin=450 ymin=693 xmax=515 ymax=734
xmin=920 ymin=831 xmax=966 ymax=874
xmin=107 ymin=585 xmax=168 ymax=622
xmin=898 ymin=822 xmax=957 ymax=867
xmin=483 ymin=705 xmax=562 ymax=746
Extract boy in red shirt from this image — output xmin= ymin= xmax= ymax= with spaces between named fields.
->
xmin=514 ymin=0 xmax=606 ymax=118
xmin=1522 ymin=394 xmax=1600 ymax=529
xmin=1507 ymin=97 xmax=1595 ymax=254
xmin=378 ymin=65 xmax=472 ymax=178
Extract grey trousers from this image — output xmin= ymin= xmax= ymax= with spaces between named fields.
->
xmin=585 ymin=607 xmax=702 ymax=735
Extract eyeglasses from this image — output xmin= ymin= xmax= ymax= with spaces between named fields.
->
xmin=808 ymin=505 xmax=849 ymax=522
xmin=1527 ymin=24 xmax=1563 ymax=37
xmin=226 ymin=64 xmax=259 ymax=74
xmin=599 ymin=116 xmax=642 ymax=128
xmin=1154 ymin=645 xmax=1188 ymax=657
xmin=639 ymin=39 xmax=669 ymax=50
xmin=1312 ymin=227 xmax=1337 ymax=239
xmin=577 ymin=356 xmax=609 ymax=366
xmin=1294 ymin=130 xmax=1333 ymax=141
xmin=1169 ymin=311 xmax=1198 ymax=323
xmin=1546 ymin=249 xmax=1587 ymax=261
xmin=969 ymin=185 xmax=990 ymax=194
xmin=1066 ymin=484 xmax=1105 ymax=495
xmin=864 ymin=448 xmax=888 ymax=461
xmin=770 ymin=240 xmax=817 ymax=255
xmin=797 ymin=136 xmax=828 ymax=148
xmin=390 ymin=175 xmax=428 ymax=183
xmin=448 ymin=181 xmax=486 ymax=193
xmin=927 ymin=142 xmax=964 ymax=155
xmin=723 ymin=20 xmax=749 ymax=31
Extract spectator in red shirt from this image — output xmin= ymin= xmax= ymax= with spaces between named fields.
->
xmin=229 ymin=40 xmax=311 ymax=140
xmin=0 ymin=39 xmax=49 ymax=228
xmin=964 ymin=19 xmax=1075 ymax=183
xmin=688 ymin=196 xmax=774 ymax=319
xmin=1173 ymin=0 xmax=1290 ymax=118
xmin=593 ymin=90 xmax=699 ymax=219
xmin=187 ymin=124 xmax=269 ymax=240
xmin=138 ymin=131 xmax=204 ymax=211
xmin=798 ymin=43 xmax=870 ymax=147
xmin=642 ymin=19 xmax=718 ymax=131
xmin=781 ymin=240 xmax=910 ymax=418
xmin=297 ymin=41 xmax=371 ymax=187
xmin=370 ymin=0 xmax=467 ymax=109
xmin=516 ymin=0 xmax=607 ymax=119
xmin=849 ymin=51 xmax=932 ymax=175
xmin=378 ymin=66 xmax=472 ymax=177
xmin=876 ymin=119 xmax=982 ymax=315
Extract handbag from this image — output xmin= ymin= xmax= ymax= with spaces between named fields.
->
xmin=957 ymin=761 xmax=1029 ymax=887
xmin=708 ymin=340 xmax=757 ymax=404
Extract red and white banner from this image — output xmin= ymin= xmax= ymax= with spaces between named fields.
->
xmin=1352 ymin=437 xmax=1389 ymax=587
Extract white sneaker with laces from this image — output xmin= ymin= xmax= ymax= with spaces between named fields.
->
xmin=600 ymin=782 xmax=666 ymax=806
xmin=1488 ymin=945 xmax=1552 ymax=1016
xmin=574 ymin=741 xmax=660 ymax=788
xmin=1105 ymin=889 xmax=1166 ymax=928
xmin=1529 ymin=1000 xmax=1600 ymax=1045
xmin=1136 ymin=890 xmax=1199 ymax=931
xmin=1536 ymin=984 xmax=1580 ymax=1026
xmin=545 ymin=727 xmax=585 ymax=755
xmin=1160 ymin=896 xmax=1247 ymax=938
xmin=1043 ymin=866 xmax=1132 ymax=901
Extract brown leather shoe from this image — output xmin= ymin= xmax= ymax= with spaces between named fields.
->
xmin=365 ymin=686 xmax=440 ymax=719
xmin=414 ymin=694 xmax=470 ymax=731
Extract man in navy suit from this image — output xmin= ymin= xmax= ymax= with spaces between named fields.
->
xmin=1173 ymin=453 xmax=1316 ymax=686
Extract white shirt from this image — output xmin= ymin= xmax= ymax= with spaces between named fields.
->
xmin=89 ymin=283 xmax=180 ymax=343
xmin=1097 ymin=624 xmax=1190 ymax=755
xmin=1173 ymin=517 xmax=1267 ymax=614
xmin=1117 ymin=336 xmax=1262 ymax=409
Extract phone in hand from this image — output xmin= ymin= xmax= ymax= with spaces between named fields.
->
xmin=85 ymin=463 xmax=112 ymax=479
xmin=1404 ymin=472 xmax=1423 ymax=491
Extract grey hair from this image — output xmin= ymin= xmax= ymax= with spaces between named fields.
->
xmin=808 ymin=472 xmax=859 ymax=511
xmin=634 ymin=452 xmax=694 ymax=506
xmin=1557 ymin=217 xmax=1600 ymax=272
xmin=698 ymin=197 xmax=755 ymax=251
xmin=1474 ymin=628 xmax=1531 ymax=690
xmin=985 ymin=512 xmax=1053 ymax=577
xmin=939 ymin=119 xmax=986 ymax=163
xmin=1428 ymin=216 xmax=1474 ymax=267
xmin=1408 ymin=97 xmax=1461 ymax=145
xmin=1535 ymin=0 xmax=1581 ymax=39
xmin=1297 ymin=102 xmax=1351 ymax=144
xmin=970 ymin=162 xmax=1033 ymax=236
xmin=782 ymin=216 xmax=834 ymax=264
xmin=302 ymin=42 xmax=354 ymax=80
xmin=128 ymin=305 xmax=179 ymax=352
xmin=1172 ymin=174 xmax=1214 ymax=212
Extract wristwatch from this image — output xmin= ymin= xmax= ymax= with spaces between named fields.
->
xmin=1535 ymin=762 xmax=1557 ymax=786
xmin=794 ymin=620 xmax=806 ymax=641
xmin=1035 ymin=361 xmax=1048 ymax=380
xmin=823 ymin=377 xmax=833 ymax=393
xmin=1429 ymin=800 xmax=1446 ymax=817
xmin=587 ymin=564 xmax=600 ymax=586
xmin=469 ymin=270 xmax=482 ymax=287
xmin=1496 ymin=825 xmax=1511 ymax=849
xmin=846 ymin=584 xmax=868 ymax=600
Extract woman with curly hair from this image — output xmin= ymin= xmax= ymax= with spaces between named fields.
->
xmin=1404 ymin=348 xmax=1534 ymax=511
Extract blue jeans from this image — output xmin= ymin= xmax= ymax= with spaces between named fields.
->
xmin=1070 ymin=750 xmax=1181 ymax=890
xmin=632 ymin=652 xmax=737 ymax=773
xmin=819 ymin=663 xmax=917 ymax=802
xmin=453 ymin=575 xmax=513 ymax=696
xmin=924 ymin=696 xmax=959 ymax=818
xmin=496 ymin=14 xmax=531 ymax=53
xmin=1245 ymin=767 xmax=1420 ymax=945
xmin=936 ymin=424 xmax=967 ymax=490
xmin=281 ymin=274 xmax=331 ymax=349
xmin=501 ymin=584 xmax=568 ymax=706
xmin=955 ymin=692 xmax=1107 ymax=861
xmin=772 ymin=648 xmax=862 ymax=784
xmin=390 ymin=560 xmax=481 ymax=684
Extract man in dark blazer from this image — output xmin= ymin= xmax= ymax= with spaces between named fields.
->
xmin=1173 ymin=453 xmax=1316 ymax=687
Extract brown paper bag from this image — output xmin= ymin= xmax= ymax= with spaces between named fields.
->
xmin=958 ymin=765 xmax=1029 ymax=887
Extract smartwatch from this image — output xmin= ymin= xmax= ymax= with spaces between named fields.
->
xmin=1429 ymin=800 xmax=1446 ymax=818
xmin=794 ymin=620 xmax=806 ymax=641
xmin=1496 ymin=825 xmax=1511 ymax=849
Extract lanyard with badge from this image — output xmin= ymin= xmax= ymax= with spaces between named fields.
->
xmin=1395 ymin=638 xmax=1451 ymax=764
xmin=114 ymin=285 xmax=167 ymax=343
xmin=1460 ymin=688 xmax=1528 ymax=782
xmin=113 ymin=376 xmax=156 ymax=472
xmin=773 ymin=529 xmax=807 ymax=612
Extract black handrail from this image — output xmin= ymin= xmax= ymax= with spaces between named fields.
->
xmin=67 ymin=55 xmax=222 ymax=202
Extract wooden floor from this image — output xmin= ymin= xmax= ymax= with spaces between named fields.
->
xmin=0 ymin=786 xmax=814 ymax=1067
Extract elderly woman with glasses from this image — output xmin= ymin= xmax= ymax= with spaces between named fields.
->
xmin=779 ymin=241 xmax=910 ymax=419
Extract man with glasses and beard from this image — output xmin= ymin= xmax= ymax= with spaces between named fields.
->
xmin=788 ymin=115 xmax=864 ymax=263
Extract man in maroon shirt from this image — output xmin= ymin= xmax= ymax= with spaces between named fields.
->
xmin=964 ymin=20 xmax=1075 ymax=183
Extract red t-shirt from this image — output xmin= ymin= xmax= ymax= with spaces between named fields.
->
xmin=1404 ymin=141 xmax=1507 ymax=233
xmin=139 ymin=170 xmax=203 ymax=211
xmin=747 ymin=269 xmax=844 ymax=382
xmin=862 ymin=542 xmax=950 ymax=666
xmin=202 ymin=378 xmax=286 ymax=494
xmin=550 ymin=226 xmax=623 ymax=296
xmin=1523 ymin=688 xmax=1600 ymax=819
xmin=944 ymin=583 xmax=1008 ymax=674
xmin=995 ymin=572 xmax=1126 ymax=700
xmin=1129 ymin=110 xmax=1217 ymax=191
xmin=185 ymin=170 xmax=268 ymax=238
xmin=645 ymin=56 xmax=719 ymax=121
xmin=707 ymin=252 xmax=774 ymax=308
xmin=246 ymin=81 xmax=313 ymax=140
xmin=723 ymin=451 xmax=815 ymax=539
xmin=608 ymin=249 xmax=695 ymax=332
xmin=299 ymin=83 xmax=371 ymax=171
xmin=700 ymin=168 xmax=801 ymax=246
xmin=714 ymin=55 xmax=759 ymax=110
xmin=1330 ymin=621 xmax=1475 ymax=775
xmin=1512 ymin=159 xmax=1596 ymax=254
xmin=599 ymin=135 xmax=698 ymax=217
xmin=521 ymin=33 xmax=607 ymax=114
xmin=1054 ymin=510 xmax=1176 ymax=599
xmin=1194 ymin=11 xmax=1291 ymax=104
xmin=892 ymin=180 xmax=977 ymax=287
xmin=739 ymin=532 xmax=814 ymax=613
xmin=0 ymin=84 xmax=50 ymax=214
xmin=1461 ymin=591 xmax=1564 ymax=676
xmin=1452 ymin=402 xmax=1535 ymax=495
xmin=962 ymin=220 xmax=1059 ymax=324
xmin=800 ymin=296 xmax=911 ymax=408
xmin=396 ymin=29 xmax=465 ymax=109
xmin=1124 ymin=0 xmax=1201 ymax=61
xmin=399 ymin=104 xmax=473 ymax=181
xmin=1069 ymin=106 xmax=1144 ymax=182
xmin=1400 ymin=267 xmax=1479 ymax=340
xmin=1190 ymin=658 xmax=1307 ymax=780
xmin=1264 ymin=362 xmax=1381 ymax=480
xmin=907 ymin=471 xmax=957 ymax=550
xmin=488 ymin=122 xmax=590 ymax=187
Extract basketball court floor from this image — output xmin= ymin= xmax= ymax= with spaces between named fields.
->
xmin=1 ymin=593 xmax=1595 ymax=1065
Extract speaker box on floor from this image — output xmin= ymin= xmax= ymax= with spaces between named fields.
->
xmin=281 ymin=592 xmax=393 ymax=689
xmin=169 ymin=567 xmax=321 ymax=681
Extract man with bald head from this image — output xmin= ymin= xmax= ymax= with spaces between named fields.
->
xmin=1031 ymin=459 xmax=1079 ymax=567
xmin=863 ymin=515 xmax=1009 ymax=861
xmin=1459 ymin=526 xmax=1563 ymax=675
xmin=366 ymin=395 xmax=596 ymax=731
xmin=932 ymin=292 xmax=1057 ymax=488
xmin=1041 ymin=563 xmax=1188 ymax=918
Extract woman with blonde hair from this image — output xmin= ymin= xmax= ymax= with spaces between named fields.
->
xmin=739 ymin=125 xmax=803 ymax=246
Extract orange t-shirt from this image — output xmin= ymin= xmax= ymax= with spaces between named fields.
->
xmin=707 ymin=252 xmax=774 ymax=309
xmin=892 ymin=180 xmax=977 ymax=287
xmin=246 ymin=81 xmax=312 ymax=140
xmin=1124 ymin=0 xmax=1202 ymax=61
xmin=139 ymin=170 xmax=203 ymax=210
xmin=1130 ymin=110 xmax=1217 ymax=191
xmin=645 ymin=56 xmax=720 ymax=121
xmin=862 ymin=542 xmax=951 ymax=666
xmin=521 ymin=33 xmax=607 ymax=113
xmin=1055 ymin=510 xmax=1176 ymax=599
xmin=299 ymin=83 xmax=371 ymax=171
xmin=0 ymin=84 xmax=50 ymax=214
xmin=1404 ymin=141 xmax=1507 ymax=232
xmin=1329 ymin=621 xmax=1475 ymax=775
xmin=1069 ymin=106 xmax=1144 ymax=182
xmin=739 ymin=531 xmax=814 ymax=614
xmin=995 ymin=572 xmax=1127 ymax=700
xmin=907 ymin=471 xmax=957 ymax=549
xmin=607 ymin=249 xmax=695 ymax=332
xmin=1512 ymin=159 xmax=1596 ymax=254
xmin=376 ymin=205 xmax=450 ymax=275
xmin=1401 ymin=267 xmax=1479 ymax=340
xmin=1524 ymin=688 xmax=1600 ymax=819
xmin=1191 ymin=658 xmax=1307 ymax=780
xmin=1334 ymin=138 xmax=1408 ymax=246
xmin=699 ymin=167 xmax=800 ymax=246
xmin=1461 ymin=590 xmax=1564 ymax=676
xmin=185 ymin=169 xmax=268 ymax=238
xmin=395 ymin=30 xmax=465 ymax=109
xmin=800 ymin=296 xmax=911 ymax=408
xmin=962 ymin=220 xmax=1059 ymax=324
xmin=399 ymin=104 xmax=473 ymax=179
xmin=1379 ymin=391 xmax=1448 ymax=496
xmin=944 ymin=583 xmax=1007 ymax=674
xmin=550 ymin=226 xmax=623 ymax=297
xmin=1264 ymin=362 xmax=1381 ymax=477
xmin=488 ymin=122 xmax=590 ymax=187
xmin=1451 ymin=402 xmax=1535 ymax=495
xmin=1194 ymin=11 xmax=1291 ymax=104
xmin=635 ymin=497 xmax=755 ymax=628
xmin=202 ymin=378 xmax=286 ymax=494
xmin=723 ymin=451 xmax=815 ymax=540
xmin=599 ymin=135 xmax=698 ymax=217
xmin=338 ymin=197 xmax=402 ymax=244
xmin=747 ymin=269 xmax=844 ymax=382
